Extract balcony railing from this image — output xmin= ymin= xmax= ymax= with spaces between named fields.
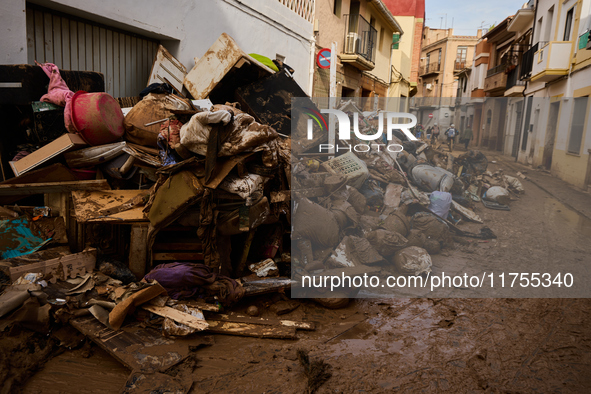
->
xmin=454 ymin=60 xmax=467 ymax=70
xmin=486 ymin=63 xmax=505 ymax=77
xmin=343 ymin=14 xmax=377 ymax=64
xmin=520 ymin=42 xmax=537 ymax=80
xmin=506 ymin=65 xmax=526 ymax=89
xmin=419 ymin=62 xmax=441 ymax=75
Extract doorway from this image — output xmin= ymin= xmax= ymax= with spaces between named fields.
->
xmin=543 ymin=101 xmax=560 ymax=169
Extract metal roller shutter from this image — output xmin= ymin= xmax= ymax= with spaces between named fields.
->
xmin=26 ymin=4 xmax=159 ymax=98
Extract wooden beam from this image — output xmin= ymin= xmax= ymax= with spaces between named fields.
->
xmin=0 ymin=180 xmax=110 ymax=196
xmin=141 ymin=304 xmax=209 ymax=331
xmin=205 ymin=320 xmax=297 ymax=339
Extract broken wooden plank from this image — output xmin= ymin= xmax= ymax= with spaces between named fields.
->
xmin=242 ymin=277 xmax=295 ymax=296
xmin=207 ymin=312 xmax=315 ymax=331
xmin=70 ymin=316 xmax=192 ymax=373
xmin=141 ymin=304 xmax=209 ymax=331
xmin=0 ymin=247 xmax=96 ymax=282
xmin=205 ymin=320 xmax=297 ymax=339
xmin=71 ymin=190 xmax=148 ymax=223
xmin=0 ymin=180 xmax=109 ymax=196
xmin=179 ymin=300 xmax=221 ymax=312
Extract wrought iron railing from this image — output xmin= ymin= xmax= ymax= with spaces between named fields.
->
xmin=520 ymin=42 xmax=538 ymax=80
xmin=343 ymin=14 xmax=378 ymax=63
xmin=486 ymin=63 xmax=505 ymax=77
xmin=419 ymin=62 xmax=441 ymax=75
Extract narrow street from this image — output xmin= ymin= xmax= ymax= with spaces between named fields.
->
xmin=18 ymin=152 xmax=591 ymax=393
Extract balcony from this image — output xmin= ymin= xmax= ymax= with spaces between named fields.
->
xmin=410 ymin=97 xmax=456 ymax=108
xmin=531 ymin=41 xmax=572 ymax=82
xmin=454 ymin=60 xmax=467 ymax=71
xmin=519 ymin=43 xmax=537 ymax=80
xmin=419 ymin=62 xmax=441 ymax=76
xmin=484 ymin=63 xmax=507 ymax=95
xmin=341 ymin=14 xmax=377 ymax=71
xmin=505 ymin=66 xmax=526 ymax=96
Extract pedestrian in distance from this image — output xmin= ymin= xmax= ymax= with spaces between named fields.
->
xmin=430 ymin=123 xmax=440 ymax=145
xmin=459 ymin=125 xmax=473 ymax=150
xmin=444 ymin=124 xmax=458 ymax=152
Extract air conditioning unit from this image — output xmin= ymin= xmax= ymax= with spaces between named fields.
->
xmin=426 ymin=83 xmax=433 ymax=90
xmin=345 ymin=33 xmax=359 ymax=53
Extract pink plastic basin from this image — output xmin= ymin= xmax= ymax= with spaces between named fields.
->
xmin=71 ymin=91 xmax=124 ymax=146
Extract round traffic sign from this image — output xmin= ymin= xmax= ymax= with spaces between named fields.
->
xmin=317 ymin=48 xmax=331 ymax=69
xmin=428 ymin=113 xmax=433 ymax=118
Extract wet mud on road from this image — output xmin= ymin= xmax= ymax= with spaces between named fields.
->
xmin=17 ymin=159 xmax=591 ymax=393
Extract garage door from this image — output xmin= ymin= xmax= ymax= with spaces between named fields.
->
xmin=26 ymin=4 xmax=159 ymax=98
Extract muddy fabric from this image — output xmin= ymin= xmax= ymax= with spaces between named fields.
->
xmin=197 ymin=189 xmax=220 ymax=271
xmin=37 ymin=62 xmax=75 ymax=133
xmin=125 ymin=94 xmax=190 ymax=147
xmin=365 ymin=229 xmax=408 ymax=257
xmin=180 ymin=111 xmax=279 ymax=166
xmin=293 ymin=198 xmax=340 ymax=248
xmin=143 ymin=262 xmax=244 ymax=304
xmin=410 ymin=212 xmax=453 ymax=246
xmin=158 ymin=118 xmax=183 ymax=146
xmin=392 ymin=246 xmax=432 ymax=275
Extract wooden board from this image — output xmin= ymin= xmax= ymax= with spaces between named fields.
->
xmin=183 ymin=33 xmax=273 ymax=103
xmin=0 ymin=248 xmax=96 ymax=282
xmin=70 ymin=316 xmax=191 ymax=373
xmin=0 ymin=180 xmax=108 ymax=196
xmin=204 ymin=320 xmax=297 ymax=339
xmin=141 ymin=305 xmax=208 ymax=331
xmin=207 ymin=312 xmax=315 ymax=331
xmin=72 ymin=190 xmax=148 ymax=223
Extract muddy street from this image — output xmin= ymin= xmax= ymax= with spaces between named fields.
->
xmin=8 ymin=154 xmax=590 ymax=393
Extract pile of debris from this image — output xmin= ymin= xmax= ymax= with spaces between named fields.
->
xmin=290 ymin=99 xmax=525 ymax=300
xmin=0 ymin=33 xmax=315 ymax=391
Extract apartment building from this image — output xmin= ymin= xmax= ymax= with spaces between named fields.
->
xmin=312 ymin=0 xmax=405 ymax=109
xmin=413 ymin=27 xmax=481 ymax=128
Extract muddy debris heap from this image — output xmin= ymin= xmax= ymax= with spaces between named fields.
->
xmin=0 ymin=32 xmax=525 ymax=392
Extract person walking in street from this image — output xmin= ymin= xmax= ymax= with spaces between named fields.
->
xmin=444 ymin=124 xmax=458 ymax=152
xmin=460 ymin=125 xmax=473 ymax=150
xmin=430 ymin=123 xmax=440 ymax=145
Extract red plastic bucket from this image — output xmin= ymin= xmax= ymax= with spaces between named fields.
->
xmin=71 ymin=91 xmax=124 ymax=146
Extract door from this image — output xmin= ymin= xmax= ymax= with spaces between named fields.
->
xmin=512 ymin=101 xmax=523 ymax=157
xmin=543 ymin=101 xmax=560 ymax=169
xmin=26 ymin=4 xmax=160 ymax=98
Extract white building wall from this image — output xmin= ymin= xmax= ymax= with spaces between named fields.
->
xmin=1 ymin=0 xmax=28 ymax=64
xmin=2 ymin=0 xmax=314 ymax=94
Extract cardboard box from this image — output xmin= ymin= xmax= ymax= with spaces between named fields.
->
xmin=9 ymin=133 xmax=87 ymax=176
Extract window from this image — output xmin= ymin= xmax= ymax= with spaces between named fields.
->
xmin=379 ymin=28 xmax=385 ymax=51
xmin=333 ymin=0 xmax=341 ymax=17
xmin=456 ymin=47 xmax=467 ymax=62
xmin=438 ymin=49 xmax=442 ymax=65
xmin=563 ymin=7 xmax=574 ymax=41
xmin=568 ymin=96 xmax=589 ymax=154
xmin=544 ymin=6 xmax=554 ymax=42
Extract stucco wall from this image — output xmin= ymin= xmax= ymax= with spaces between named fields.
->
xmin=0 ymin=0 xmax=27 ymax=64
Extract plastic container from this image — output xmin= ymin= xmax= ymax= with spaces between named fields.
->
xmin=70 ymin=91 xmax=124 ymax=146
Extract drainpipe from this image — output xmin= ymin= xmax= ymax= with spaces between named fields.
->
xmin=438 ymin=32 xmax=449 ymax=124
xmin=308 ymin=1 xmax=317 ymax=96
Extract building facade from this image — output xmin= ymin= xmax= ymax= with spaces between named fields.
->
xmin=413 ymin=27 xmax=481 ymax=129
xmin=0 ymin=0 xmax=315 ymax=96
xmin=312 ymin=0 xmax=405 ymax=109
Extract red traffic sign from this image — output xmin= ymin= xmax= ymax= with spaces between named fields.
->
xmin=317 ymin=48 xmax=331 ymax=69
xmin=428 ymin=113 xmax=433 ymax=118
